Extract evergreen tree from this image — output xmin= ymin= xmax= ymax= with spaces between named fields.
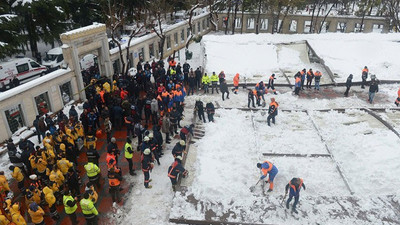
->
xmin=0 ymin=1 xmax=24 ymax=59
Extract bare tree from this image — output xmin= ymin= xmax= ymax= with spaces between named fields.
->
xmin=107 ymin=0 xmax=126 ymax=75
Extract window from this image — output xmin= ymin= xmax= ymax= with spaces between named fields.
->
xmin=197 ymin=22 xmax=201 ymax=32
xmin=30 ymin=61 xmax=40 ymax=68
xmin=289 ymin=20 xmax=297 ymax=32
xmin=113 ymin=59 xmax=120 ymax=74
xmin=60 ymin=81 xmax=72 ymax=105
xmin=373 ymin=24 xmax=383 ymax=33
xmin=149 ymin=43 xmax=154 ymax=59
xmin=337 ymin=22 xmax=347 ymax=33
xmin=247 ymin=18 xmax=255 ymax=29
xmin=174 ymin=32 xmax=178 ymax=45
xmin=181 ymin=29 xmax=185 ymax=42
xmin=167 ymin=35 xmax=171 ymax=49
xmin=16 ymin=63 xmax=29 ymax=73
xmin=320 ymin=21 xmax=330 ymax=33
xmin=354 ymin=23 xmax=364 ymax=32
xmin=235 ymin=18 xmax=242 ymax=28
xmin=304 ymin=21 xmax=312 ymax=33
xmin=35 ymin=92 xmax=51 ymax=116
xmin=5 ymin=105 xmax=25 ymax=134
xmin=260 ymin=19 xmax=268 ymax=30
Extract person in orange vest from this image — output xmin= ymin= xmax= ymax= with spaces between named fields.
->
xmin=314 ymin=71 xmax=322 ymax=91
xmin=232 ymin=73 xmax=240 ymax=94
xmin=267 ymin=74 xmax=277 ymax=95
xmin=267 ymin=98 xmax=278 ymax=126
xmin=294 ymin=72 xmax=301 ymax=95
xmin=167 ymin=156 xmax=188 ymax=191
xmin=108 ymin=167 xmax=122 ymax=203
xmin=285 ymin=178 xmax=306 ymax=214
xmin=395 ymin=86 xmax=400 ymax=106
xmin=256 ymin=160 xmax=278 ymax=192
xmin=361 ymin=66 xmax=369 ymax=89
xmin=141 ymin=149 xmax=154 ymax=189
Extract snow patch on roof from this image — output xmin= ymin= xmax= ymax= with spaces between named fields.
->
xmin=0 ymin=68 xmax=71 ymax=102
xmin=63 ymin=23 xmax=105 ymax=36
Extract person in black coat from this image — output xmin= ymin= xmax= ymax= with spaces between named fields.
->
xmin=195 ymin=100 xmax=206 ymax=123
xmin=167 ymin=156 xmax=188 ymax=191
xmin=188 ymin=69 xmax=196 ymax=96
xmin=220 ymin=79 xmax=229 ymax=101
xmin=206 ymin=102 xmax=215 ymax=122
xmin=344 ymin=74 xmax=353 ymax=97
xmin=368 ymin=78 xmax=379 ymax=104
xmin=153 ymin=125 xmax=164 ymax=157
xmin=195 ymin=67 xmax=202 ymax=90
xmin=66 ymin=168 xmax=81 ymax=197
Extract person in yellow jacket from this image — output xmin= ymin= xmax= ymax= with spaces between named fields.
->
xmin=49 ymin=165 xmax=65 ymax=186
xmin=10 ymin=165 xmax=25 ymax=191
xmin=84 ymin=162 xmax=101 ymax=188
xmin=85 ymin=132 xmax=97 ymax=150
xmin=63 ymin=189 xmax=78 ymax=224
xmin=59 ymin=143 xmax=66 ymax=153
xmin=44 ymin=140 xmax=56 ymax=165
xmin=10 ymin=203 xmax=26 ymax=225
xmin=43 ymin=186 xmax=60 ymax=220
xmin=42 ymin=132 xmax=53 ymax=146
xmin=201 ymin=73 xmax=210 ymax=94
xmin=0 ymin=171 xmax=10 ymax=193
xmin=28 ymin=202 xmax=44 ymax=225
xmin=75 ymin=121 xmax=86 ymax=151
xmin=57 ymin=155 xmax=73 ymax=175
xmin=210 ymin=72 xmax=219 ymax=94
xmin=85 ymin=182 xmax=98 ymax=204
xmin=80 ymin=192 xmax=99 ymax=224
xmin=103 ymin=81 xmax=111 ymax=93
xmin=0 ymin=209 xmax=10 ymax=225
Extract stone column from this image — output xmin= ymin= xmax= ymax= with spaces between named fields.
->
xmin=71 ymin=46 xmax=86 ymax=100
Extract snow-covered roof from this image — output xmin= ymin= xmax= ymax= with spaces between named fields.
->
xmin=0 ymin=68 xmax=71 ymax=102
xmin=47 ymin=47 xmax=62 ymax=55
xmin=62 ymin=23 xmax=105 ymax=37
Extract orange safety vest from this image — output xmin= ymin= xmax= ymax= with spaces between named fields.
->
xmin=289 ymin=178 xmax=303 ymax=192
xmin=168 ymin=161 xmax=178 ymax=178
xmin=261 ymin=160 xmax=273 ymax=176
xmin=362 ymin=68 xmax=368 ymax=74
xmin=108 ymin=169 xmax=121 ymax=187
xmin=397 ymin=88 xmax=400 ymax=98
xmin=106 ymin=154 xmax=116 ymax=169
xmin=315 ymin=71 xmax=322 ymax=77
xmin=233 ymin=74 xmax=240 ymax=86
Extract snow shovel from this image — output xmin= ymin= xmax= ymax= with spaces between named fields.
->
xmin=249 ymin=179 xmax=261 ymax=192
xmin=280 ymin=191 xmax=288 ymax=207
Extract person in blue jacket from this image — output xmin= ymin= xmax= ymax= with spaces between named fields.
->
xmin=257 ymin=160 xmax=278 ymax=192
xmin=285 ymin=177 xmax=306 ymax=214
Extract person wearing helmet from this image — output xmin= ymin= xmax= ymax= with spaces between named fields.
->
xmin=285 ymin=178 xmax=306 ymax=214
xmin=141 ymin=136 xmax=151 ymax=153
xmin=268 ymin=74 xmax=277 ymax=95
xmin=257 ymin=160 xmax=278 ymax=192
xmin=168 ymin=155 xmax=188 ymax=191
xmin=232 ymin=73 xmax=240 ymax=94
xmin=172 ymin=140 xmax=186 ymax=158
xmin=141 ymin=148 xmax=154 ymax=189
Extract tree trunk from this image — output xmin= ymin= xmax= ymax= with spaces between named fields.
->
xmin=255 ymin=0 xmax=262 ymax=34
xmin=319 ymin=3 xmax=335 ymax=33
xmin=278 ymin=6 xmax=291 ymax=33
xmin=310 ymin=1 xmax=318 ymax=33
xmin=275 ymin=3 xmax=282 ymax=33
xmin=240 ymin=5 xmax=244 ymax=34
xmin=232 ymin=1 xmax=239 ymax=34
xmin=313 ymin=3 xmax=322 ymax=33
xmin=159 ymin=37 xmax=165 ymax=59
xmin=225 ymin=1 xmax=232 ymax=35
xmin=26 ymin=12 xmax=38 ymax=59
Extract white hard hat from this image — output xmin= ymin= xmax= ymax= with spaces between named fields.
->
xmin=176 ymin=155 xmax=183 ymax=161
xmin=29 ymin=174 xmax=37 ymax=180
xmin=144 ymin=136 xmax=150 ymax=142
xmin=149 ymin=133 xmax=154 ymax=138
xmin=180 ymin=140 xmax=186 ymax=146
xmin=144 ymin=148 xmax=151 ymax=155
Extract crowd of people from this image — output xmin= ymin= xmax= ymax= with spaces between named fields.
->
xmin=4 ymin=56 xmax=197 ymax=224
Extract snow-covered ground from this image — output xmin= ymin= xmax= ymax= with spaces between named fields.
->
xmin=202 ymin=32 xmax=400 ymax=83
